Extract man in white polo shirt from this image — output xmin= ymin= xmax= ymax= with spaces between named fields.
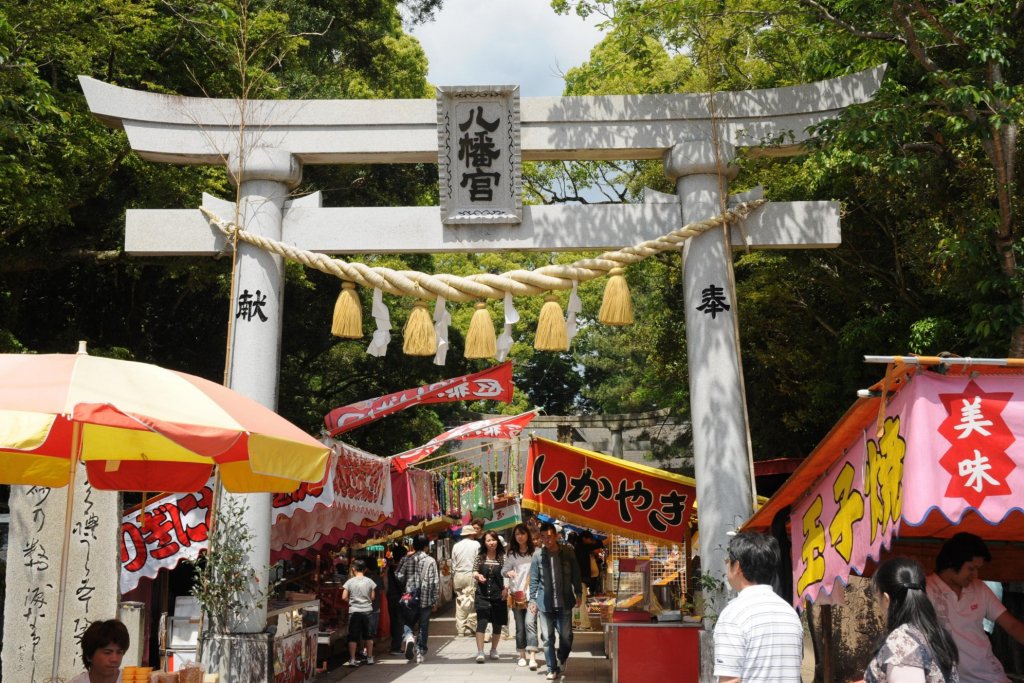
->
xmin=926 ymin=532 xmax=1024 ymax=683
xmin=713 ymin=531 xmax=803 ymax=683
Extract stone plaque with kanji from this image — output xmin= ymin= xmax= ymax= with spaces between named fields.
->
xmin=437 ymin=85 xmax=521 ymax=225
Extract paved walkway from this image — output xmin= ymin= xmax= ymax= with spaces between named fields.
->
xmin=317 ymin=604 xmax=611 ymax=683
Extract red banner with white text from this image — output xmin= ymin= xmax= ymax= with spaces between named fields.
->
xmin=120 ymin=481 xmax=214 ymax=594
xmin=324 ymin=362 xmax=514 ymax=436
xmin=522 ymin=437 xmax=697 ymax=546
xmin=391 ymin=409 xmax=539 ymax=472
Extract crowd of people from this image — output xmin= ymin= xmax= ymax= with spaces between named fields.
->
xmin=71 ymin=527 xmax=1024 ymax=683
xmin=384 ymin=518 xmax=586 ymax=680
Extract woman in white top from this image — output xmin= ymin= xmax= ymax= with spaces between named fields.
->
xmin=69 ymin=619 xmax=129 ymax=683
xmin=502 ymin=523 xmax=540 ymax=669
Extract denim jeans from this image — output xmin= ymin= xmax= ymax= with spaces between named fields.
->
xmin=402 ymin=605 xmax=433 ymax=654
xmin=527 ymin=604 xmax=546 ymax=652
xmin=512 ymin=607 xmax=541 ymax=651
xmin=540 ymin=609 xmax=573 ymax=673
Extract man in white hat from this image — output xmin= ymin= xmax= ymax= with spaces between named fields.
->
xmin=452 ymin=522 xmax=482 ymax=636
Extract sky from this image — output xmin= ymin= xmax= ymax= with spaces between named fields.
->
xmin=407 ymin=0 xmax=605 ymax=97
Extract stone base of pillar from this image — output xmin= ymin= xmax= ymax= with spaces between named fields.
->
xmin=200 ymin=632 xmax=273 ymax=683
xmin=699 ymin=628 xmax=716 ymax=682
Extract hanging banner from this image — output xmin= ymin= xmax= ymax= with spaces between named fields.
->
xmin=120 ymin=480 xmax=214 ymax=595
xmin=485 ymin=498 xmax=522 ymax=531
xmin=324 ymin=362 xmax=514 ymax=436
xmin=791 ymin=407 xmax=908 ymax=605
xmin=522 ymin=436 xmax=696 ymax=546
xmin=391 ymin=409 xmax=539 ymax=472
xmin=899 ymin=373 xmax=1024 ymax=525
xmin=272 ymin=468 xmax=436 ymax=563
xmin=272 ymin=441 xmax=390 ymax=524
xmin=792 ymin=372 xmax=1024 ymax=605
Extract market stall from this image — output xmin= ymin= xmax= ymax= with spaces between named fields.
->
xmin=743 ymin=358 xmax=1024 ymax=680
xmin=523 ymin=436 xmax=701 ymax=683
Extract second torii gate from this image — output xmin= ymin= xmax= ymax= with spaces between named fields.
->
xmin=81 ymin=66 xmax=882 ymax=680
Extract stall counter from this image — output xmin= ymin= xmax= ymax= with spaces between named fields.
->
xmin=605 ymin=621 xmax=701 ymax=683
xmin=268 ymin=599 xmax=319 ymax=683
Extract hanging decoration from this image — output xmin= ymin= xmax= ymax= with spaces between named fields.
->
xmin=433 ymin=296 xmax=451 ymax=365
xmin=465 ymin=302 xmax=498 ymax=359
xmin=324 ymin=362 xmax=514 ymax=436
xmin=390 ymin=408 xmax=540 ymax=472
xmin=497 ymin=291 xmax=519 ymax=361
xmin=566 ymin=280 xmax=583 ymax=344
xmin=200 ymin=200 xmax=768 ymax=357
xmin=332 ymin=281 xmax=363 ymax=338
xmin=599 ymin=267 xmax=634 ymax=326
xmin=534 ymin=294 xmax=568 ymax=351
xmin=403 ymin=301 xmax=437 ymax=356
xmin=366 ymin=288 xmax=391 ymax=357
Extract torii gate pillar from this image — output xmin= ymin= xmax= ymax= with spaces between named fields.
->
xmin=666 ymin=140 xmax=754 ymax=617
xmin=221 ymin=148 xmax=302 ymax=634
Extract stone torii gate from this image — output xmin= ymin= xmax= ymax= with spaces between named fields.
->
xmin=81 ymin=67 xmax=882 ymax=679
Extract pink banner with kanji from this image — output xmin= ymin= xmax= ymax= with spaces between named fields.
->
xmin=792 ymin=373 xmax=1024 ymax=605
xmin=900 ymin=374 xmax=1024 ymax=526
xmin=120 ymin=481 xmax=213 ymax=594
xmin=324 ymin=362 xmax=514 ymax=436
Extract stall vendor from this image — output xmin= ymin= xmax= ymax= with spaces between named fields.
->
xmin=926 ymin=533 xmax=1024 ymax=683
xmin=70 ymin=619 xmax=129 ymax=683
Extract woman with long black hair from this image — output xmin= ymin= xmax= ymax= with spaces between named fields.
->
xmin=865 ymin=557 xmax=959 ymax=683
xmin=502 ymin=523 xmax=540 ymax=668
xmin=472 ymin=529 xmax=508 ymax=663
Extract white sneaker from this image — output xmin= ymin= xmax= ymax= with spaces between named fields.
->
xmin=404 ymin=635 xmax=416 ymax=661
xmin=415 ymin=652 xmax=425 ymax=664
xmin=475 ymin=652 xmax=485 ymax=663
xmin=529 ymin=658 xmax=538 ymax=671
xmin=489 ymin=650 xmax=500 ymax=660
xmin=518 ymin=657 xmax=528 ymax=667
xmin=546 ymin=672 xmax=561 ymax=681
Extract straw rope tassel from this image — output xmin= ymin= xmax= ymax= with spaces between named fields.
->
xmin=465 ymin=302 xmax=497 ymax=359
xmin=599 ymin=267 xmax=634 ymax=326
xmin=534 ymin=294 xmax=569 ymax=351
xmin=331 ymin=281 xmax=363 ymax=338
xmin=403 ymin=301 xmax=437 ymax=356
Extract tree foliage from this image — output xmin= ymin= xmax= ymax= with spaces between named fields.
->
xmin=5 ymin=0 xmax=1023 ymax=470
xmin=551 ymin=0 xmax=1024 ymax=459
xmin=0 ymin=0 xmax=454 ymax=455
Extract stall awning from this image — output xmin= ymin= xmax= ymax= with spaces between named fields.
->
xmin=272 ymin=467 xmax=436 ymax=562
xmin=523 ymin=436 xmax=696 ymax=546
xmin=744 ymin=362 xmax=1024 ymax=604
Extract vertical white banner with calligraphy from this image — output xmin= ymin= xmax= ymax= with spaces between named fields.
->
xmin=2 ymin=466 xmax=120 ymax=683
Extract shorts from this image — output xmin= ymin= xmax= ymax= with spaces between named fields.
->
xmin=348 ymin=611 xmax=371 ymax=643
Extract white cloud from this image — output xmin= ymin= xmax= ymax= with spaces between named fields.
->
xmin=408 ymin=0 xmax=604 ymax=97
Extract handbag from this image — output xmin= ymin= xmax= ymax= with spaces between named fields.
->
xmin=510 ymin=589 xmax=528 ymax=609
xmin=400 ymin=586 xmax=420 ymax=611
xmin=398 ymin=556 xmax=421 ymax=617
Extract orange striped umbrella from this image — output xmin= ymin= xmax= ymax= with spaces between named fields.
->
xmin=0 ymin=352 xmax=329 ymax=492
xmin=1 ymin=349 xmax=331 ymax=682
